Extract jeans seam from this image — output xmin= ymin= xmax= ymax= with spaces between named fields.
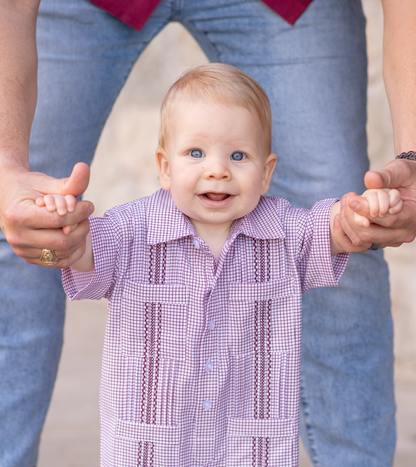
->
xmin=171 ymin=0 xmax=183 ymax=22
xmin=300 ymin=376 xmax=320 ymax=467
xmin=178 ymin=19 xmax=220 ymax=63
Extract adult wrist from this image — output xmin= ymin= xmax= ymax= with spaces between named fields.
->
xmin=396 ymin=151 xmax=416 ymax=162
xmin=0 ymin=150 xmax=30 ymax=171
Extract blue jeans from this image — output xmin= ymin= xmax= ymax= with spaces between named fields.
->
xmin=0 ymin=0 xmax=395 ymax=465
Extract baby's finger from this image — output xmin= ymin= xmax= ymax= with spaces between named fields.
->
xmin=64 ymin=195 xmax=77 ymax=213
xmin=389 ymin=199 xmax=404 ymax=214
xmin=388 ymin=189 xmax=402 ymax=207
xmin=63 ymin=223 xmax=79 ymax=235
xmin=43 ymin=194 xmax=57 ymax=213
xmin=35 ymin=197 xmax=46 ymax=208
xmin=376 ymin=190 xmax=391 ymax=217
xmin=363 ymin=191 xmax=379 ymax=218
xmin=54 ymin=195 xmax=69 ymax=216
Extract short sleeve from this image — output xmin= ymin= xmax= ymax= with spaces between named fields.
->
xmin=62 ymin=215 xmax=120 ymax=301
xmin=295 ymin=199 xmax=349 ymax=293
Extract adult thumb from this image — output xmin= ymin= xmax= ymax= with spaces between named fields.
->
xmin=57 ymin=162 xmax=91 ymax=197
xmin=364 ymin=159 xmax=415 ymax=191
xmin=364 ymin=170 xmax=390 ymax=190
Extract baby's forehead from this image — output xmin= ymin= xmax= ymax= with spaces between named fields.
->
xmin=170 ymin=93 xmax=247 ymax=112
xmin=159 ymin=83 xmax=272 ymax=154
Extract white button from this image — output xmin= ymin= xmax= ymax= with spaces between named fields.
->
xmin=193 ymin=239 xmax=200 ymax=249
xmin=205 ymin=359 xmax=213 ymax=373
xmin=209 ymin=319 xmax=215 ymax=331
xmin=203 ymin=399 xmax=212 ymax=410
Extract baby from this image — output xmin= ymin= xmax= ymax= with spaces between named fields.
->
xmin=37 ymin=64 xmax=401 ymax=467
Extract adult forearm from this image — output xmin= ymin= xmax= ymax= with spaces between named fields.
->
xmin=382 ymin=0 xmax=416 ymax=154
xmin=0 ymin=0 xmax=40 ymax=169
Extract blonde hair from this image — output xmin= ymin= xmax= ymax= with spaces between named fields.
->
xmin=158 ymin=63 xmax=272 ymax=154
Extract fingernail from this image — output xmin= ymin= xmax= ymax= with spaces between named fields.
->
xmin=351 ymin=201 xmax=359 ymax=210
xmin=88 ymin=206 xmax=94 ymax=215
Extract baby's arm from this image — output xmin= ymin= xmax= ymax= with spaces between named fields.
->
xmin=36 ymin=194 xmax=95 ymax=272
xmin=330 ymin=188 xmax=403 ymax=254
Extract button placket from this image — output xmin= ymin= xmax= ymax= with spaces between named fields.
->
xmin=196 ymin=283 xmax=218 ymax=439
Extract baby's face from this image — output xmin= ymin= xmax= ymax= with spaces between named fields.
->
xmin=156 ymin=98 xmax=277 ymax=232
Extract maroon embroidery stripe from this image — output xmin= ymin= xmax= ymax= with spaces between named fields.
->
xmin=152 ymin=242 xmax=167 ymax=285
xmin=137 ymin=441 xmax=142 ymax=467
xmin=149 ymin=442 xmax=154 ymax=466
xmin=137 ymin=441 xmax=154 ymax=467
xmin=254 ymin=300 xmax=259 ymax=419
xmin=138 ymin=245 xmax=166 ymax=465
xmin=265 ymin=438 xmax=270 ymax=466
xmin=266 ymin=299 xmax=272 ymax=419
xmin=144 ymin=305 xmax=156 ymax=424
xmin=154 ymin=244 xmax=161 ymax=284
xmin=160 ymin=243 xmax=167 ymax=285
xmin=252 ymin=437 xmax=257 ymax=467
xmin=140 ymin=303 xmax=150 ymax=424
xmin=258 ymin=435 xmax=263 ymax=465
xmin=252 ymin=437 xmax=271 ymax=467
xmin=148 ymin=245 xmax=154 ymax=284
xmin=151 ymin=304 xmax=162 ymax=425
xmin=253 ymin=240 xmax=272 ymax=466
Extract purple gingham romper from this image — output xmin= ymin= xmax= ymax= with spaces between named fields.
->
xmin=63 ymin=189 xmax=348 ymax=467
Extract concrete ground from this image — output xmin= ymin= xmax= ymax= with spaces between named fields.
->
xmin=37 ymin=297 xmax=416 ymax=467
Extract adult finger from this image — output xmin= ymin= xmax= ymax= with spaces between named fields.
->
xmin=364 ymin=159 xmax=416 ymax=190
xmin=341 ymin=199 xmax=413 ymax=246
xmin=12 ymin=199 xmax=94 ymax=231
xmin=8 ymin=217 xmax=91 ymax=255
xmin=348 ymin=193 xmax=416 ymax=234
xmin=15 ymin=234 xmax=86 ymax=263
xmin=19 ymin=240 xmax=88 ymax=269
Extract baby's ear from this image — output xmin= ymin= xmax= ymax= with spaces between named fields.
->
xmin=261 ymin=153 xmax=278 ymax=195
xmin=155 ymin=147 xmax=171 ymax=190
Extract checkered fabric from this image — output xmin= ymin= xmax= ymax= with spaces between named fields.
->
xmin=63 ymin=189 xmax=348 ymax=467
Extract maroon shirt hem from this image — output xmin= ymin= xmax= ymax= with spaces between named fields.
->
xmin=89 ymin=0 xmax=314 ymax=31
xmin=90 ymin=0 xmax=160 ymax=31
xmin=261 ymin=0 xmax=313 ymax=25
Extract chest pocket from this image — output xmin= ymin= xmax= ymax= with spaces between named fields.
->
xmin=228 ymin=278 xmax=297 ymax=356
xmin=121 ymin=280 xmax=188 ymax=361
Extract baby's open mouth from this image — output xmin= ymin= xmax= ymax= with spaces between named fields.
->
xmin=203 ymin=193 xmax=230 ymax=201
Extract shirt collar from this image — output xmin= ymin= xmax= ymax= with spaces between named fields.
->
xmin=146 ymin=189 xmax=195 ymax=245
xmin=230 ymin=196 xmax=286 ymax=241
xmin=146 ymin=189 xmax=285 ymax=245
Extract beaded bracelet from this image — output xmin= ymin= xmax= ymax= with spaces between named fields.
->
xmin=396 ymin=151 xmax=416 ymax=161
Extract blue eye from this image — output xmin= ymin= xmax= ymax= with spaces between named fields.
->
xmin=190 ymin=149 xmax=204 ymax=158
xmin=231 ymin=152 xmax=245 ymax=161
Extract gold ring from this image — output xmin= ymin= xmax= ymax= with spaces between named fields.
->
xmin=40 ymin=249 xmax=59 ymax=265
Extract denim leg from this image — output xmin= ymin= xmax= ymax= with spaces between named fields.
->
xmin=0 ymin=1 xmax=172 ymax=465
xmin=180 ymin=0 xmax=395 ymax=465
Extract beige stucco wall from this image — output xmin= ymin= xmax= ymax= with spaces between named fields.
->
xmin=84 ymin=0 xmax=416 ymax=379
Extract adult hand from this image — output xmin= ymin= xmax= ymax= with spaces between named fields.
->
xmin=0 ymin=162 xmax=94 ymax=268
xmin=340 ymin=159 xmax=416 ymax=248
xmin=331 ymin=196 xmax=373 ymax=253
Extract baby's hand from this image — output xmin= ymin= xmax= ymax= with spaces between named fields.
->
xmin=354 ymin=188 xmax=403 ymax=228
xmin=36 ymin=194 xmax=78 ymax=234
